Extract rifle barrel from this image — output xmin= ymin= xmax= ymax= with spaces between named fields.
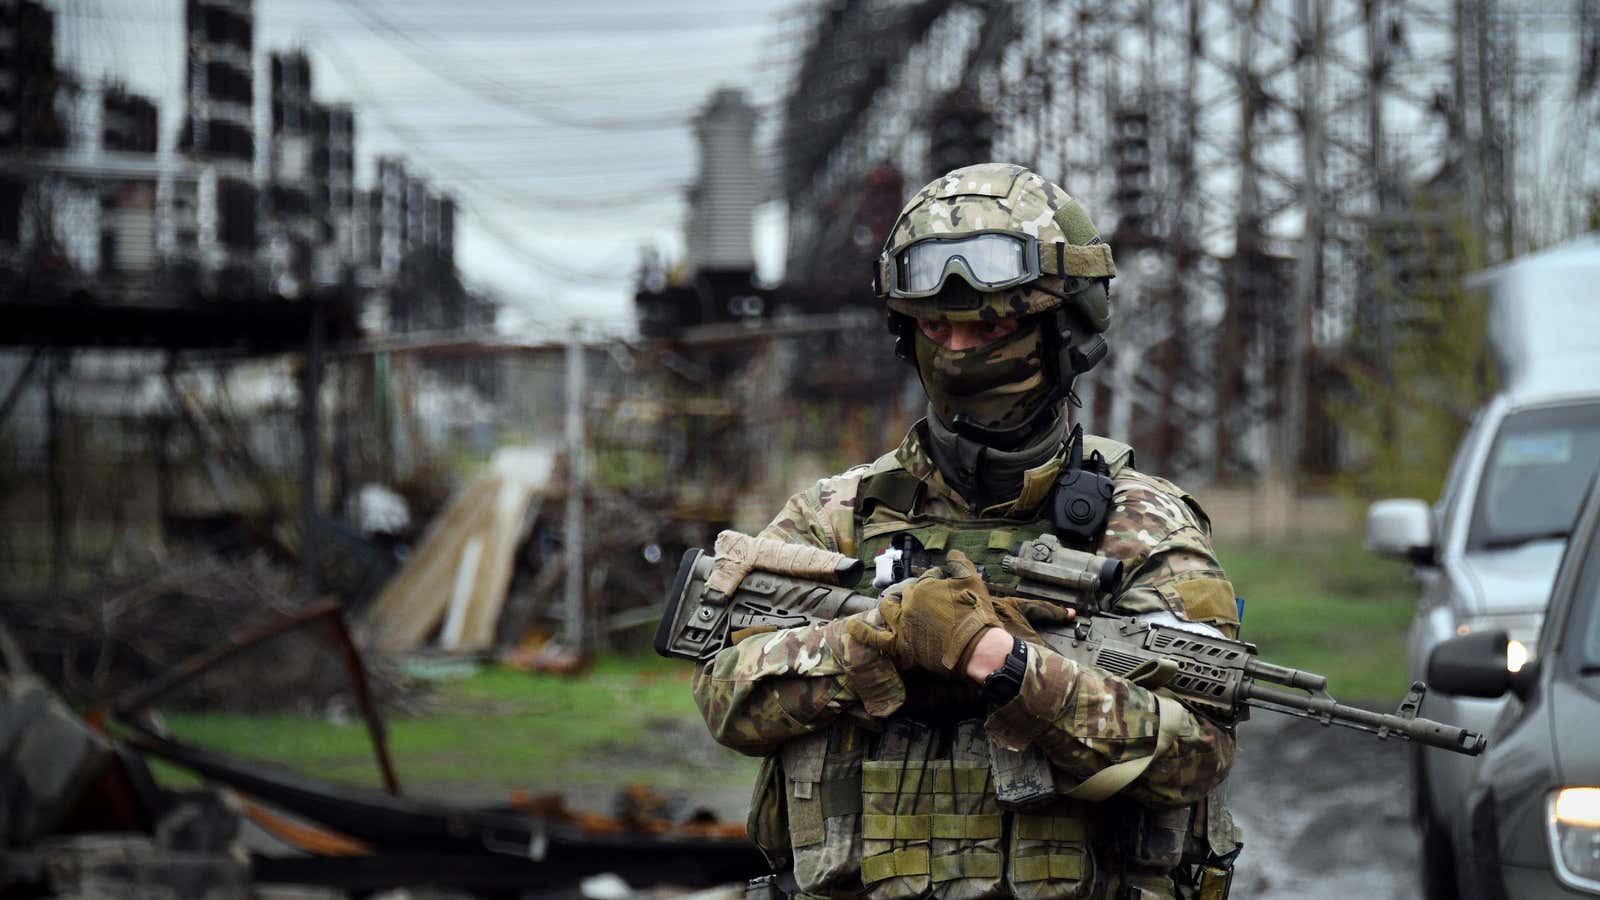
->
xmin=1241 ymin=682 xmax=1486 ymax=755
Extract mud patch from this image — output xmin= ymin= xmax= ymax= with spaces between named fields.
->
xmin=1228 ymin=708 xmax=1421 ymax=899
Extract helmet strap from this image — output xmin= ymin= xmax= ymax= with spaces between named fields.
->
xmin=1025 ymin=282 xmax=1110 ymax=387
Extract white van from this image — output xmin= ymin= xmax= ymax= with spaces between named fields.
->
xmin=1365 ymin=235 xmax=1600 ymax=899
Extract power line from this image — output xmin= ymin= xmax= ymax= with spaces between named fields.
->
xmin=315 ymin=35 xmax=689 ymax=213
xmin=331 ymin=0 xmax=708 ymax=132
xmin=316 ymin=35 xmax=630 ymax=312
xmin=60 ymin=3 xmax=791 ymax=31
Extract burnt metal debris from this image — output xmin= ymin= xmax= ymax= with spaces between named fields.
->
xmin=111 ymin=599 xmax=403 ymax=797
xmin=0 ymin=609 xmax=762 ymax=897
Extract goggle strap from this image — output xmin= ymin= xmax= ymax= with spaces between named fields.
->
xmin=1038 ymin=243 xmax=1117 ymax=279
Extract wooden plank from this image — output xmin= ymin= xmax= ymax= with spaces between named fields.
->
xmin=456 ymin=448 xmax=557 ymax=650
xmin=361 ymin=476 xmax=499 ymax=652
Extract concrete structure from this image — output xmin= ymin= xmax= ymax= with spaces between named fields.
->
xmin=0 ymin=0 xmax=65 ymax=151
xmin=377 ymin=155 xmax=406 ymax=279
xmin=178 ymin=0 xmax=257 ymax=288
xmin=323 ymin=104 xmax=356 ymax=282
xmin=685 ymin=88 xmax=760 ymax=275
xmin=267 ymin=50 xmax=323 ymax=296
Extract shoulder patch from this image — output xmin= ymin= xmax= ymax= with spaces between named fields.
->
xmin=1158 ymin=576 xmax=1240 ymax=631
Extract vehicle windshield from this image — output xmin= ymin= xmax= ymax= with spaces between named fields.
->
xmin=1467 ymin=402 xmax=1600 ymax=551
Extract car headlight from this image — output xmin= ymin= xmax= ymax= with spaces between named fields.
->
xmin=1548 ymin=788 xmax=1600 ymax=892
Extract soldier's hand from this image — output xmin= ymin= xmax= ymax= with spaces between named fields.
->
xmin=881 ymin=550 xmax=1014 ymax=677
xmin=842 ymin=552 xmax=1053 ymax=674
xmin=1002 ymin=596 xmax=1076 ymax=629
xmin=839 ymin=605 xmax=898 ymax=658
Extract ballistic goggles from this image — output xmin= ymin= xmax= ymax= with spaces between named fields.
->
xmin=874 ymin=231 xmax=1116 ymax=300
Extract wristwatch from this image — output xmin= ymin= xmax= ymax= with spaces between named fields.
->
xmin=981 ymin=636 xmax=1028 ymax=706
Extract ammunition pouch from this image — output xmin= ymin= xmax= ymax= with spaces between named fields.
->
xmin=1006 ymin=806 xmax=1097 ymax=900
xmin=763 ymin=713 xmax=1237 ymax=900
xmin=1153 ymin=787 xmax=1243 ymax=900
xmin=749 ymin=753 xmax=792 ymax=872
xmin=1129 ymin=805 xmax=1191 ymax=871
xmin=783 ymin=728 xmax=867 ymax=895
xmin=859 ymin=720 xmax=936 ymax=900
xmin=1191 ymin=786 xmax=1243 ymax=900
xmin=930 ymin=720 xmax=1005 ymax=900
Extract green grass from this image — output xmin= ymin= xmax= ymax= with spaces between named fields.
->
xmin=154 ymin=538 xmax=1415 ymax=791
xmin=1216 ymin=537 xmax=1416 ymax=702
xmin=160 ymin=654 xmax=759 ymax=793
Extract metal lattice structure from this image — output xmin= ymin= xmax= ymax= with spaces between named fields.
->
xmin=777 ymin=0 xmax=1600 ymax=482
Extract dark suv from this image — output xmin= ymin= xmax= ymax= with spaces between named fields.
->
xmin=1426 ymin=471 xmax=1600 ymax=898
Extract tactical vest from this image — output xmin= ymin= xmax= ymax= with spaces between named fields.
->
xmin=748 ymin=436 xmax=1238 ymax=900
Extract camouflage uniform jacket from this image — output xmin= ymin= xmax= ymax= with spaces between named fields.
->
xmin=691 ymin=420 xmax=1240 ymax=898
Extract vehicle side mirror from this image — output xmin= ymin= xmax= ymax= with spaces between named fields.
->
xmin=1366 ymin=498 xmax=1436 ymax=565
xmin=1428 ymin=630 xmax=1515 ymax=698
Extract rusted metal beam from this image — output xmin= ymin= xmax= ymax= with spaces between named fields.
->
xmin=301 ymin=302 xmax=326 ymax=599
xmin=111 ymin=600 xmax=343 ymax=716
xmin=110 ymin=601 xmax=401 ymax=796
xmin=317 ymin=608 xmax=402 ymax=796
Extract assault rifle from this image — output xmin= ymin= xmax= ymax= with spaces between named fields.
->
xmin=654 ymin=533 xmax=1487 ymax=757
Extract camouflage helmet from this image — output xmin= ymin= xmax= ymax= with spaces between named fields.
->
xmin=875 ymin=162 xmax=1115 ymax=333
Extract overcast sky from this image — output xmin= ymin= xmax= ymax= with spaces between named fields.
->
xmin=53 ymin=0 xmax=801 ymax=338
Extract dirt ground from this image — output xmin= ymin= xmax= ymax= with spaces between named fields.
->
xmin=1228 ymin=707 xmax=1422 ymax=899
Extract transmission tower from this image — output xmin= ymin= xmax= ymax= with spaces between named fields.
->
xmin=774 ymin=0 xmax=1600 ymax=481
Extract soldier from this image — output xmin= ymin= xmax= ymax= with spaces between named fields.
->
xmin=692 ymin=163 xmax=1243 ymax=900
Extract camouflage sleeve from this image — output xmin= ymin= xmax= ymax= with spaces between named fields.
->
xmin=691 ymin=613 xmax=906 ymax=756
xmin=982 ymin=469 xmax=1238 ymax=807
xmin=1101 ymin=470 xmax=1240 ymax=638
xmin=755 ymin=483 xmax=840 ymax=551
xmin=984 ymin=644 xmax=1235 ymax=807
xmin=694 ymin=470 xmax=895 ymax=756
xmin=753 ymin=467 xmax=873 ymax=557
